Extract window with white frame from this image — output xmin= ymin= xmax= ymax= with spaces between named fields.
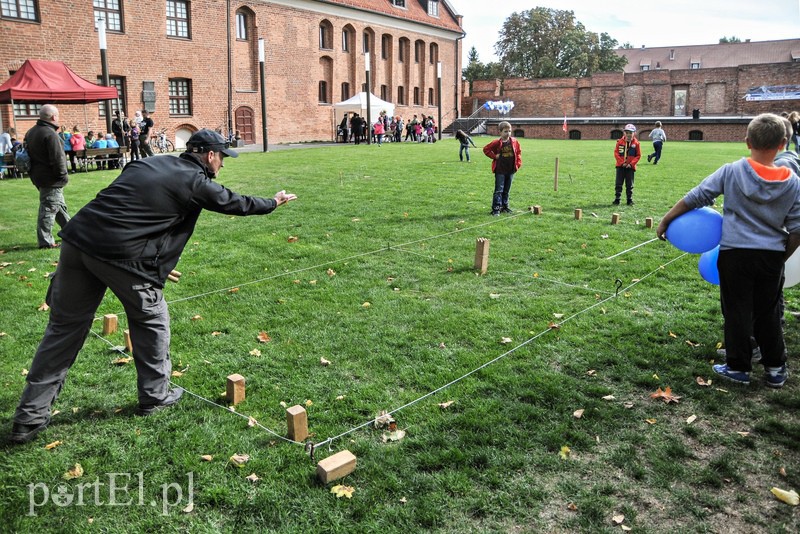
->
xmin=166 ymin=0 xmax=190 ymax=38
xmin=2 ymin=0 xmax=37 ymax=20
xmin=169 ymin=78 xmax=192 ymax=115
xmin=94 ymin=0 xmax=122 ymax=32
xmin=427 ymin=0 xmax=438 ymax=17
xmin=97 ymin=76 xmax=126 ymax=117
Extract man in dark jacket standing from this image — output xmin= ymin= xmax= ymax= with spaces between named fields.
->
xmin=10 ymin=129 xmax=297 ymax=444
xmin=26 ymin=104 xmax=70 ymax=248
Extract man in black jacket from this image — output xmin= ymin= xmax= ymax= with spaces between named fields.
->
xmin=26 ymin=104 xmax=70 ymax=248
xmin=10 ymin=129 xmax=297 ymax=444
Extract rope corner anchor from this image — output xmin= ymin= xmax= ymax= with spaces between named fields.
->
xmin=614 ymin=278 xmax=623 ymax=296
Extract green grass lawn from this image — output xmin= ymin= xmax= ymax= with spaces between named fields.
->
xmin=1 ymin=138 xmax=799 ymax=532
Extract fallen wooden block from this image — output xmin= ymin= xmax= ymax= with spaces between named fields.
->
xmin=317 ymin=450 xmax=357 ymax=484
xmin=611 ymin=213 xmax=620 ymax=225
xmin=286 ymin=405 xmax=309 ymax=442
xmin=102 ymin=314 xmax=118 ymax=335
xmin=226 ymin=373 xmax=246 ymax=405
xmin=167 ymin=269 xmax=182 ymax=283
xmin=645 ymin=217 xmax=653 ymax=229
xmin=533 ymin=205 xmax=542 ymax=215
xmin=574 ymin=208 xmax=582 ymax=220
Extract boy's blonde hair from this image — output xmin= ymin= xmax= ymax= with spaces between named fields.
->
xmin=498 ymin=121 xmax=511 ymax=132
xmin=747 ymin=113 xmax=787 ymax=150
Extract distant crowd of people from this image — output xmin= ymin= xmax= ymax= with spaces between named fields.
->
xmin=337 ymin=112 xmax=439 ymax=145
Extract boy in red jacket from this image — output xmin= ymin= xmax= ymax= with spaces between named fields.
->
xmin=483 ymin=121 xmax=522 ymax=216
xmin=613 ymin=124 xmax=641 ymax=205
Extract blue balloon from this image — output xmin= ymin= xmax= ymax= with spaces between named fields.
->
xmin=698 ymin=245 xmax=720 ymax=285
xmin=666 ymin=207 xmax=722 ymax=254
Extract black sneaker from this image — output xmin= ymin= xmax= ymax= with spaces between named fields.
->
xmin=647 ymin=154 xmax=652 ymax=163
xmin=627 ymin=200 xmax=634 ymax=205
xmin=10 ymin=418 xmax=50 ymax=444
xmin=612 ymin=199 xmax=620 ymax=205
xmin=501 ymin=207 xmax=513 ymax=213
xmin=137 ymin=388 xmax=184 ymax=416
xmin=490 ymin=210 xmax=500 ymax=216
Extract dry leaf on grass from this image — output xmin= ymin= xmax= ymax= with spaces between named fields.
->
xmin=38 ymin=302 xmax=50 ymax=311
xmin=182 ymin=502 xmax=194 ymax=513
xmin=382 ymin=429 xmax=406 ymax=442
xmin=228 ymin=287 xmax=240 ymax=293
xmin=249 ymin=349 xmax=262 ymax=357
xmin=191 ymin=315 xmax=202 ymax=321
xmin=320 ymin=357 xmax=331 ymax=366
xmin=612 ymin=514 xmax=625 ymax=525
xmin=229 ymin=453 xmax=250 ymax=467
xmin=668 ymin=331 xmax=678 ymax=338
xmin=650 ymin=386 xmax=681 ymax=404
xmin=559 ymin=445 xmax=571 ymax=460
xmin=331 ymin=485 xmax=354 ymax=498
xmin=770 ymin=487 xmax=799 ymax=505
xmin=686 ymin=415 xmax=697 ymax=424
xmin=304 ymin=399 xmax=313 ymax=407
xmin=696 ymin=376 xmax=712 ymax=387
xmin=200 ymin=455 xmax=213 ymax=462
xmin=500 ymin=337 xmax=512 ymax=344
xmin=573 ymin=409 xmax=585 ymax=419
xmin=63 ymin=463 xmax=84 ymax=480
xmin=246 ymin=473 xmax=260 ymax=483
xmin=326 ymin=268 xmax=336 ymax=277
xmin=602 ymin=395 xmax=615 ymax=401
xmin=248 ymin=416 xmax=258 ymax=427
xmin=112 ymin=357 xmax=132 ymax=365
xmin=645 ymin=418 xmax=657 ymax=425
xmin=44 ymin=440 xmax=63 ymax=450
xmin=256 ymin=331 xmax=271 ymax=343
xmin=287 ymin=236 xmax=299 ymax=243
xmin=438 ymin=400 xmax=454 ymax=409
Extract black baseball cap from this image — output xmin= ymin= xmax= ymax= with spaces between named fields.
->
xmin=185 ymin=129 xmax=238 ymax=158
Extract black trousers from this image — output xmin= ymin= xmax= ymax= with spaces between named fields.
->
xmin=614 ymin=167 xmax=634 ymax=201
xmin=718 ymin=248 xmax=786 ymax=371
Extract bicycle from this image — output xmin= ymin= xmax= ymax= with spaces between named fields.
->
xmin=152 ymin=128 xmax=174 ymax=153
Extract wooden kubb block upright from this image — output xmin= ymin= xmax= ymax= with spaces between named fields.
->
xmin=317 ymin=450 xmax=357 ymax=484
xmin=645 ymin=217 xmax=654 ymax=229
xmin=611 ymin=213 xmax=620 ymax=225
xmin=574 ymin=208 xmax=582 ymax=220
xmin=474 ymin=238 xmax=490 ymax=274
xmin=102 ymin=314 xmax=118 ymax=335
xmin=286 ymin=405 xmax=309 ymax=442
xmin=226 ymin=373 xmax=246 ymax=405
xmin=123 ymin=329 xmax=133 ymax=353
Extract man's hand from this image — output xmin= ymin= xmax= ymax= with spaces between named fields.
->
xmin=274 ymin=190 xmax=297 ymax=206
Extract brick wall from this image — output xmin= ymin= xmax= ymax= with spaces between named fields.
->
xmin=466 ymin=63 xmax=800 ymax=141
xmin=0 ymin=0 xmax=463 ymax=145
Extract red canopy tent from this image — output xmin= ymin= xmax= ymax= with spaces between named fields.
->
xmin=0 ymin=59 xmax=118 ymax=133
xmin=0 ymin=59 xmax=118 ymax=103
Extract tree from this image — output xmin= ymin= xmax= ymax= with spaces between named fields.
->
xmin=719 ymin=36 xmax=742 ymax=43
xmin=462 ymin=46 xmax=507 ymax=91
xmin=494 ymin=7 xmax=627 ymax=79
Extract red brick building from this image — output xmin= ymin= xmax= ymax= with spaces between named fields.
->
xmin=0 ymin=0 xmax=464 ymax=147
xmin=463 ymin=39 xmax=800 ymax=142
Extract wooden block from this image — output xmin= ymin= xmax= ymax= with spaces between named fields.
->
xmin=611 ymin=213 xmax=620 ymax=225
xmin=123 ymin=329 xmax=133 ymax=353
xmin=170 ymin=269 xmax=182 ymax=278
xmin=167 ymin=274 xmax=180 ymax=283
xmin=317 ymin=450 xmax=357 ymax=484
xmin=473 ymin=237 xmax=490 ymax=274
xmin=645 ymin=217 xmax=653 ymax=228
xmin=574 ymin=208 xmax=582 ymax=220
xmin=226 ymin=373 xmax=246 ymax=405
xmin=533 ymin=205 xmax=542 ymax=215
xmin=286 ymin=405 xmax=309 ymax=442
xmin=102 ymin=314 xmax=118 ymax=335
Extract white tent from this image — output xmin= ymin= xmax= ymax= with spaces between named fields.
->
xmin=333 ymin=92 xmax=395 ymax=124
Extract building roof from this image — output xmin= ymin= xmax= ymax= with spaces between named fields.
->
xmin=322 ymin=0 xmax=463 ymax=33
xmin=615 ymin=38 xmax=800 ymax=73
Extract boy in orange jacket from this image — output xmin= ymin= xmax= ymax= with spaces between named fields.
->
xmin=613 ymin=124 xmax=641 ymax=205
xmin=483 ymin=121 xmax=522 ymax=216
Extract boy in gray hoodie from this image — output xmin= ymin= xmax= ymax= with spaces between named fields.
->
xmin=657 ymin=113 xmax=800 ymax=387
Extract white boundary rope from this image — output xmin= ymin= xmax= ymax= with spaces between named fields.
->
xmin=86 ymin=207 xmax=690 ymax=456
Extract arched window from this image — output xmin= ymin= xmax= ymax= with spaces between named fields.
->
xmin=319 ymin=20 xmax=333 ymax=50
xmin=235 ymin=10 xmax=247 ymax=40
xmin=568 ymin=130 xmax=581 ymax=140
xmin=429 ymin=43 xmax=438 ymax=65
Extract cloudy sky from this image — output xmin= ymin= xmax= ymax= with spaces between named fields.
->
xmin=450 ymin=0 xmax=800 ymax=64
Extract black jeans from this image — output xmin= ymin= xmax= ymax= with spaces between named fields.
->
xmin=614 ymin=167 xmax=634 ymax=201
xmin=718 ymin=248 xmax=786 ymax=371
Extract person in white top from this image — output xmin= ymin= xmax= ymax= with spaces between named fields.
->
xmin=647 ymin=121 xmax=667 ymax=165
